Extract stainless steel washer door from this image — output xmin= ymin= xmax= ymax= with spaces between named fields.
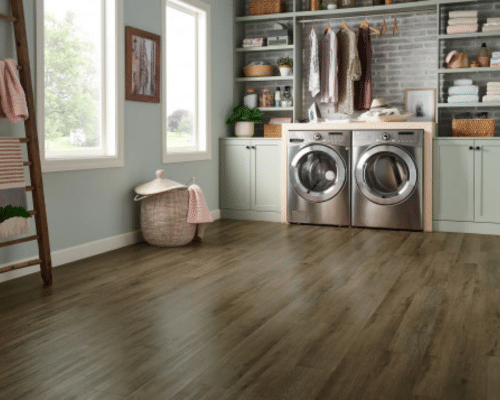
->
xmin=290 ymin=144 xmax=346 ymax=203
xmin=355 ymin=145 xmax=417 ymax=206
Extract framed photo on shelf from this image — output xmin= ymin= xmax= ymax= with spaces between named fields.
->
xmin=404 ymin=88 xmax=436 ymax=122
xmin=125 ymin=26 xmax=160 ymax=103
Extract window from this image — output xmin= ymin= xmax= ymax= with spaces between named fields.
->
xmin=163 ymin=0 xmax=211 ymax=163
xmin=37 ymin=0 xmax=124 ymax=172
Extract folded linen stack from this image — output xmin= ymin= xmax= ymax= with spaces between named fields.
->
xmin=448 ymin=79 xmax=479 ymax=103
xmin=447 ymin=10 xmax=478 ymax=34
xmin=483 ymin=82 xmax=500 ymax=103
xmin=482 ymin=17 xmax=500 ymax=32
xmin=490 ymin=51 xmax=500 ymax=68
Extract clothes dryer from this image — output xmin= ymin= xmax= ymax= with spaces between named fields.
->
xmin=351 ymin=130 xmax=423 ymax=231
xmin=287 ymin=130 xmax=350 ymax=226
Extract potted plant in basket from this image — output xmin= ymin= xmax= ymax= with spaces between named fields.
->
xmin=324 ymin=0 xmax=338 ymax=9
xmin=277 ymin=57 xmax=293 ymax=77
xmin=226 ymin=105 xmax=264 ymax=137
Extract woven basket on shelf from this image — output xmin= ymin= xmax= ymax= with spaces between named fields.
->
xmin=243 ymin=64 xmax=274 ymax=77
xmin=264 ymin=124 xmax=282 ymax=137
xmin=452 ymin=119 xmax=495 ymax=137
xmin=249 ymin=0 xmax=286 ymax=16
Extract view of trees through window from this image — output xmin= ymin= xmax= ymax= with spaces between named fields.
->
xmin=44 ymin=0 xmax=103 ymax=155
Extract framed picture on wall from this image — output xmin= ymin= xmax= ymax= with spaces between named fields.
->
xmin=404 ymin=88 xmax=436 ymax=122
xmin=126 ymin=26 xmax=161 ymax=103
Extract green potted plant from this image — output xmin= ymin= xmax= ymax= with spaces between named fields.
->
xmin=226 ymin=105 xmax=264 ymax=137
xmin=324 ymin=0 xmax=337 ymax=9
xmin=277 ymin=57 xmax=293 ymax=77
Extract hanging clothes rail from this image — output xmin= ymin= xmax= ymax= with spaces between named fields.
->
xmin=297 ymin=7 xmax=429 ymax=24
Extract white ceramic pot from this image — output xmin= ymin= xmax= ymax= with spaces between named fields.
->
xmin=279 ymin=66 xmax=293 ymax=77
xmin=327 ymin=4 xmax=337 ymax=9
xmin=235 ymin=121 xmax=254 ymax=137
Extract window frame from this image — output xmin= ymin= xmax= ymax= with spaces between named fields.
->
xmin=36 ymin=0 xmax=124 ymax=172
xmin=162 ymin=0 xmax=211 ymax=164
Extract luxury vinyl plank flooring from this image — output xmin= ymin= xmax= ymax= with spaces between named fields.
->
xmin=1 ymin=219 xmax=500 ymax=399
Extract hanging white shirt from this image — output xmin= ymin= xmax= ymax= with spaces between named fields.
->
xmin=308 ymin=28 xmax=320 ymax=98
xmin=320 ymin=28 xmax=338 ymax=104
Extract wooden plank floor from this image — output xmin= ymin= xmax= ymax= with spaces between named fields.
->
xmin=1 ymin=219 xmax=500 ymax=399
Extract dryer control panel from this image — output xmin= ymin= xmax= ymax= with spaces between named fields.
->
xmin=352 ymin=130 xmax=423 ymax=147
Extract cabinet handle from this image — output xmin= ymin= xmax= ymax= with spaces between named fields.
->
xmin=469 ymin=146 xmax=473 ymax=150
xmin=476 ymin=146 xmax=481 ymax=151
xmin=251 ymin=145 xmax=256 ymax=149
xmin=246 ymin=145 xmax=250 ymax=149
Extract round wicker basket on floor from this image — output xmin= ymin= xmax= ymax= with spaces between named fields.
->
xmin=134 ymin=170 xmax=195 ymax=247
xmin=140 ymin=189 xmax=195 ymax=247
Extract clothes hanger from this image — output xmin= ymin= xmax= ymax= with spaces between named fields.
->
xmin=324 ymin=23 xmax=331 ymax=35
xmin=393 ymin=18 xmax=398 ymax=35
xmin=338 ymin=22 xmax=351 ymax=33
xmin=381 ymin=19 xmax=388 ymax=34
xmin=356 ymin=20 xmax=381 ymax=35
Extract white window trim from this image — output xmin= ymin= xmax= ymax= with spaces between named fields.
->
xmin=36 ymin=0 xmax=125 ymax=173
xmin=162 ymin=0 xmax=211 ymax=164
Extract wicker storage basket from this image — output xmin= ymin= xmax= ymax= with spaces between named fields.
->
xmin=264 ymin=124 xmax=282 ymax=137
xmin=134 ymin=170 xmax=195 ymax=247
xmin=446 ymin=52 xmax=469 ymax=69
xmin=249 ymin=0 xmax=286 ymax=16
xmin=452 ymin=119 xmax=495 ymax=137
xmin=243 ymin=65 xmax=274 ymax=77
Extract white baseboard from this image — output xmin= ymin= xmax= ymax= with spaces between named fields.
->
xmin=0 ymin=209 xmax=221 ymax=283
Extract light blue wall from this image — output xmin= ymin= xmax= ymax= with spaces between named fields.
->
xmin=0 ymin=0 xmax=233 ymax=268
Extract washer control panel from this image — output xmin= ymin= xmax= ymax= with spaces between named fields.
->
xmin=289 ymin=130 xmax=351 ymax=147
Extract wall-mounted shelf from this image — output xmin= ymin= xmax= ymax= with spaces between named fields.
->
xmin=438 ymin=102 xmax=500 ymax=108
xmin=438 ymin=32 xmax=500 ymax=40
xmin=236 ymin=45 xmax=294 ymax=53
xmin=438 ymin=67 xmax=500 ymax=74
xmin=236 ymin=76 xmax=294 ymax=82
xmin=258 ymin=107 xmax=294 ymax=111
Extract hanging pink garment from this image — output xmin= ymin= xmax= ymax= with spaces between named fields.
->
xmin=187 ymin=184 xmax=213 ymax=240
xmin=0 ymin=59 xmax=29 ymax=124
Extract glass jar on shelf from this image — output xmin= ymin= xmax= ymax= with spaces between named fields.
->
xmin=244 ymin=88 xmax=258 ymax=109
xmin=282 ymin=86 xmax=292 ymax=108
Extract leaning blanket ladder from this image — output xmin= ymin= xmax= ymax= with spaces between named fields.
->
xmin=0 ymin=0 xmax=52 ymax=286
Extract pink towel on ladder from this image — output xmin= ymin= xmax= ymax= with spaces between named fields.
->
xmin=0 ymin=59 xmax=29 ymax=124
xmin=187 ymin=184 xmax=213 ymax=240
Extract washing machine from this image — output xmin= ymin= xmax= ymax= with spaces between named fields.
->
xmin=287 ymin=130 xmax=350 ymax=226
xmin=351 ymin=130 xmax=423 ymax=231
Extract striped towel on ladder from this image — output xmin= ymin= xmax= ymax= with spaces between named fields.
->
xmin=0 ymin=137 xmax=30 ymax=239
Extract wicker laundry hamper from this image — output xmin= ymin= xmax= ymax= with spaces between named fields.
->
xmin=134 ymin=170 xmax=196 ymax=247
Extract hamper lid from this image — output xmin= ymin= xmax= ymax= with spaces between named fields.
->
xmin=134 ymin=170 xmax=186 ymax=196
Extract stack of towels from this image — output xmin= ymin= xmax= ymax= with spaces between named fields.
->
xmin=448 ymin=79 xmax=479 ymax=104
xmin=490 ymin=51 xmax=500 ymax=67
xmin=447 ymin=10 xmax=478 ymax=34
xmin=483 ymin=82 xmax=500 ymax=103
xmin=483 ymin=18 xmax=500 ymax=32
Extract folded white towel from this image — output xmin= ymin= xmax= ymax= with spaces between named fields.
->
xmin=487 ymin=82 xmax=500 ymax=90
xmin=491 ymin=52 xmax=500 ymax=58
xmin=447 ymin=24 xmax=478 ymax=34
xmin=483 ymin=95 xmax=500 ymax=102
xmin=483 ymin=26 xmax=500 ymax=32
xmin=448 ymin=17 xmax=478 ymax=25
xmin=487 ymin=90 xmax=500 ymax=95
xmin=449 ymin=10 xmax=478 ymax=19
xmin=454 ymin=79 xmax=473 ymax=86
xmin=488 ymin=18 xmax=500 ymax=23
xmin=448 ymin=85 xmax=479 ymax=95
xmin=448 ymin=94 xmax=479 ymax=103
xmin=483 ymin=22 xmax=500 ymax=27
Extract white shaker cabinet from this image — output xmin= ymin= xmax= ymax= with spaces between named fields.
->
xmin=433 ymin=138 xmax=500 ymax=234
xmin=220 ymin=138 xmax=282 ymax=222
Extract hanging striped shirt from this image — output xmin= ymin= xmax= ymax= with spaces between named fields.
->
xmin=0 ymin=137 xmax=25 ymax=190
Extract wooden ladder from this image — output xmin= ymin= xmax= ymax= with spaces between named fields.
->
xmin=0 ymin=0 xmax=52 ymax=287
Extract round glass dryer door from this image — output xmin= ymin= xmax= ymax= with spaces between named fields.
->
xmin=290 ymin=144 xmax=346 ymax=203
xmin=355 ymin=145 xmax=417 ymax=205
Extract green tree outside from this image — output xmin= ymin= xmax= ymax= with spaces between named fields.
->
xmin=44 ymin=12 xmax=100 ymax=151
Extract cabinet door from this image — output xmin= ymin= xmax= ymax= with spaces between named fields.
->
xmin=252 ymin=141 xmax=281 ymax=212
xmin=475 ymin=140 xmax=500 ymax=224
xmin=220 ymin=141 xmax=251 ymax=211
xmin=433 ymin=139 xmax=474 ymax=222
